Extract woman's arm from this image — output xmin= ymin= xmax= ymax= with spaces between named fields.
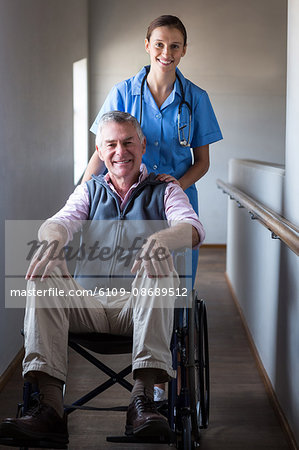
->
xmin=178 ymin=144 xmax=210 ymax=190
xmin=156 ymin=144 xmax=210 ymax=189
xmin=81 ymin=150 xmax=105 ymax=183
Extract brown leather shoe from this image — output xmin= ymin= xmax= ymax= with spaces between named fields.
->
xmin=0 ymin=397 xmax=68 ymax=446
xmin=126 ymin=395 xmax=171 ymax=437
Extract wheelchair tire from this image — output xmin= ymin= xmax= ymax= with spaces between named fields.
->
xmin=188 ymin=292 xmax=210 ymax=439
xmin=181 ymin=414 xmax=192 ymax=450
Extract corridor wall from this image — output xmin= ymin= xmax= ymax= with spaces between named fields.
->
xmin=0 ymin=0 xmax=88 ymax=379
xmin=226 ymin=1 xmax=299 ymax=444
xmin=226 ymin=159 xmax=299 ymax=445
xmin=89 ymin=0 xmax=287 ymax=243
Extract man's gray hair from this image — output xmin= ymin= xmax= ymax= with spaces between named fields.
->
xmin=95 ymin=111 xmax=145 ymax=147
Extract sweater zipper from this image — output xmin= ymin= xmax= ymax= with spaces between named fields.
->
xmin=107 ymin=192 xmax=124 ymax=288
xmin=99 ymin=178 xmax=155 ymax=287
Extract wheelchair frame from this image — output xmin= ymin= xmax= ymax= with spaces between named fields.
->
xmin=170 ymin=292 xmax=210 ymax=449
xmin=1 ymin=253 xmax=210 ymax=450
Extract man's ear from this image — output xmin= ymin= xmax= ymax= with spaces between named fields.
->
xmin=96 ymin=145 xmax=104 ymax=161
xmin=142 ymin=137 xmax=146 ymax=155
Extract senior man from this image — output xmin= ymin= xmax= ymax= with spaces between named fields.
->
xmin=0 ymin=111 xmax=205 ymax=448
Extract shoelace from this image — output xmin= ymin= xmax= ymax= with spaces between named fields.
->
xmin=134 ymin=396 xmax=158 ymax=413
xmin=24 ymin=393 xmax=46 ymax=417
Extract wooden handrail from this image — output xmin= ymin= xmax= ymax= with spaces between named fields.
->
xmin=217 ymin=179 xmax=299 ymax=256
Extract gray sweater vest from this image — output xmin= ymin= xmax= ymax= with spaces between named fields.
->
xmin=74 ymin=173 xmax=168 ymax=290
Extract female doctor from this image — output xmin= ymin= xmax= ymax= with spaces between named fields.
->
xmin=85 ymin=14 xmax=222 ymax=271
xmin=84 ymin=15 xmax=222 ymax=208
xmin=84 ymin=14 xmax=222 ymax=402
xmin=84 ymin=13 xmax=222 ymax=263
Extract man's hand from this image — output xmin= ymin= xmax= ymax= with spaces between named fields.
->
xmin=131 ymin=236 xmax=174 ymax=278
xmin=25 ymin=222 xmax=70 ymax=281
xmin=131 ymin=223 xmax=198 ymax=278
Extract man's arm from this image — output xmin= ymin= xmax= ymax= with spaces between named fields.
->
xmin=26 ymin=184 xmax=90 ymax=281
xmin=26 ymin=222 xmax=69 ymax=281
xmin=164 ymin=183 xmax=205 ymax=248
xmin=151 ymin=222 xmax=199 ymax=249
xmin=131 ymin=182 xmax=204 ymax=278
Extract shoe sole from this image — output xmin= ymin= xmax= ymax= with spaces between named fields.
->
xmin=0 ymin=422 xmax=69 ymax=445
xmin=126 ymin=419 xmax=172 ymax=438
xmin=0 ymin=437 xmax=68 ymax=449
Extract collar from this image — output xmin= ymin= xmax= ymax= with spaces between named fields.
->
xmin=132 ymin=65 xmax=186 ymax=99
xmin=104 ymin=163 xmax=148 ymax=198
xmin=132 ymin=66 xmax=149 ymax=95
xmin=174 ymin=67 xmax=185 ymax=99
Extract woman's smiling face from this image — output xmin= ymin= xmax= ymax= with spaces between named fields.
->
xmin=145 ymin=26 xmax=187 ymax=73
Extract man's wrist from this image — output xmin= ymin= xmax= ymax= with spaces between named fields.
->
xmin=38 ymin=221 xmax=68 ymax=247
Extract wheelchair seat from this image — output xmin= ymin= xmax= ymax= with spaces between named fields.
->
xmin=65 ymin=333 xmax=134 ymax=418
xmin=68 ymin=332 xmax=132 ymax=354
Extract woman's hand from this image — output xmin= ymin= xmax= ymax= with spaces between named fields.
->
xmin=155 ymin=173 xmax=181 ymax=186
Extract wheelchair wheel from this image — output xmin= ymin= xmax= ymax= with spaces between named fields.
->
xmin=188 ymin=292 xmax=210 ymax=441
xmin=182 ymin=414 xmax=192 ymax=450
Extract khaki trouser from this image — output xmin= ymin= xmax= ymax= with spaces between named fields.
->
xmin=23 ymin=267 xmax=179 ymax=383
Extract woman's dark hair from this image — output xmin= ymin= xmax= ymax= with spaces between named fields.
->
xmin=146 ymin=15 xmax=187 ymax=46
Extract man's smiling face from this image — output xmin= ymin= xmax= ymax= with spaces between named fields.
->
xmin=97 ymin=121 xmax=146 ymax=186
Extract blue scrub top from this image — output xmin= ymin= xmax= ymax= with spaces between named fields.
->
xmin=90 ymin=66 xmax=223 ymax=213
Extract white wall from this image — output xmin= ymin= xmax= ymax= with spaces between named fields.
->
xmin=227 ymin=160 xmax=285 ymax=386
xmin=0 ymin=0 xmax=88 ymax=377
xmin=214 ymin=2 xmax=299 ymax=445
xmin=275 ymin=0 xmax=299 ymax=443
xmin=226 ymin=155 xmax=299 ymax=445
xmin=89 ymin=0 xmax=287 ymax=243
xmin=285 ymin=0 xmax=299 ymax=226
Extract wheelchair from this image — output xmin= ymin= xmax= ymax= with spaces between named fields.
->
xmin=1 ymin=254 xmax=210 ymax=450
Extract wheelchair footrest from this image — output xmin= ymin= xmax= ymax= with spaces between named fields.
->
xmin=106 ymin=431 xmax=176 ymax=444
xmin=0 ymin=437 xmax=68 ymax=449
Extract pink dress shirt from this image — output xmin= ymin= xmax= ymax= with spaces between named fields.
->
xmin=48 ymin=165 xmax=205 ymax=248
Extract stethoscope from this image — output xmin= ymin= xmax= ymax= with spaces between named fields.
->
xmin=139 ymin=66 xmax=192 ymax=147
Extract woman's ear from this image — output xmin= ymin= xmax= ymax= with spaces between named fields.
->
xmin=145 ymin=38 xmax=150 ymax=54
xmin=182 ymin=44 xmax=187 ymax=58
